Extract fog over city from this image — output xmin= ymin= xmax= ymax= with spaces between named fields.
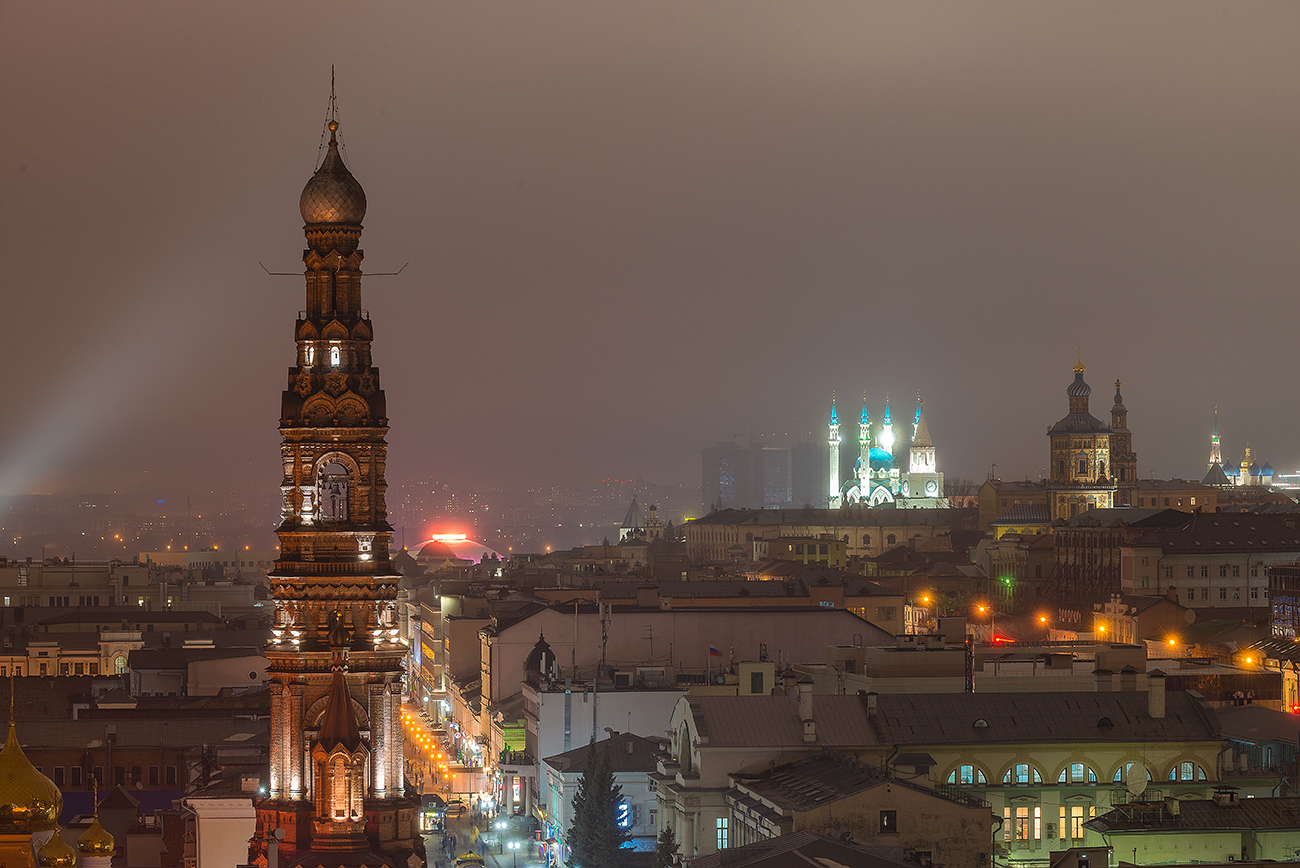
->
xmin=4 ymin=3 xmax=1299 ymax=526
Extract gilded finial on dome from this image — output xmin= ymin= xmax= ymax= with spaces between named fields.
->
xmin=37 ymin=828 xmax=76 ymax=867
xmin=300 ymin=75 xmax=367 ymax=227
xmin=1073 ymin=347 xmax=1086 ymax=374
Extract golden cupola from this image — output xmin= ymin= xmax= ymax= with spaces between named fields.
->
xmin=77 ymin=816 xmax=114 ymax=857
xmin=36 ymin=829 xmax=76 ymax=867
xmin=0 ymin=723 xmax=62 ymax=834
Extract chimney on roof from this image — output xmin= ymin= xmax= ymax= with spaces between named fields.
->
xmin=1120 ymin=666 xmax=1138 ymax=692
xmin=797 ymin=678 xmax=815 ymax=743
xmin=1211 ymin=787 xmax=1239 ymax=808
xmin=866 ymin=691 xmax=878 ymax=717
xmin=1148 ymin=669 xmax=1166 ymax=719
xmin=1093 ymin=669 xmax=1113 ymax=692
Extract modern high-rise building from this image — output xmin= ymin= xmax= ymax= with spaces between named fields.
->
xmin=700 ymin=441 xmax=826 ymax=513
xmin=250 ymin=112 xmax=421 ymax=867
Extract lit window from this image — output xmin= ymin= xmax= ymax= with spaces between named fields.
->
xmin=880 ymin=810 xmax=897 ymax=833
xmin=716 ymin=818 xmax=728 ymax=850
xmin=1057 ymin=763 xmax=1097 ymax=785
xmin=1003 ymin=764 xmax=1041 ymax=786
xmin=1113 ymin=763 xmax=1150 ymax=784
xmin=947 ymin=764 xmax=987 ymax=786
xmin=1167 ymin=762 xmax=1207 ymax=781
xmin=330 ymin=346 xmax=340 ymax=366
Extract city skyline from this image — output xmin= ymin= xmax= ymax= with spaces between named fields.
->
xmin=4 ymin=3 xmax=1300 ymax=500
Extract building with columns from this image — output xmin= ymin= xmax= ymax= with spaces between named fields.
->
xmin=248 ymin=111 xmax=421 ymax=868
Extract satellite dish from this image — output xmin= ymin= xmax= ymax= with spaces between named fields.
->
xmin=1126 ymin=764 xmax=1148 ymax=796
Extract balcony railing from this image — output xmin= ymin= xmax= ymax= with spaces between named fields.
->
xmin=499 ymin=750 xmax=534 ymax=767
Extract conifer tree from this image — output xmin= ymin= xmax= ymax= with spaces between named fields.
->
xmin=568 ymin=741 xmax=628 ymax=868
xmin=650 ymin=823 xmax=679 ymax=868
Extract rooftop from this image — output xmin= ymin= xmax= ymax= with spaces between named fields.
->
xmin=542 ymin=731 xmax=663 ymax=774
xmin=872 ymin=690 xmax=1219 ymax=745
xmin=1086 ymin=795 xmax=1300 ymax=833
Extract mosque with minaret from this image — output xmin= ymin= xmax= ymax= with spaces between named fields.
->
xmin=827 ymin=394 xmax=947 ymax=509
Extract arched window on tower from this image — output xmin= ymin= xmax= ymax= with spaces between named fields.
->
xmin=319 ymin=463 xmax=350 ymax=523
xmin=330 ymin=345 xmax=341 ymax=366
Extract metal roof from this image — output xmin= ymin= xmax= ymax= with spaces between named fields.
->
xmin=873 ymin=690 xmax=1219 ymax=745
xmin=1087 ymin=795 xmax=1300 ymax=833
xmin=690 ymin=695 xmax=881 ymax=749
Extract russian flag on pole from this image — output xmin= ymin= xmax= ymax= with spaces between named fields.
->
xmin=708 ymin=646 xmax=723 ymax=657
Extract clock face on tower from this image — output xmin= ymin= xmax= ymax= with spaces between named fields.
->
xmin=926 ymin=480 xmax=938 ymax=496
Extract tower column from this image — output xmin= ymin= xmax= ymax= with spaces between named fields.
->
xmin=827 ymin=398 xmax=841 ymax=507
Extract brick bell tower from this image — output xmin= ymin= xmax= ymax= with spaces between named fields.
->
xmin=250 ymin=109 xmax=422 ymax=868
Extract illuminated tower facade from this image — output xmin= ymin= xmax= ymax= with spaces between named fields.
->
xmin=827 ymin=399 xmax=841 ymax=507
xmin=1109 ymin=380 xmax=1138 ymax=506
xmin=1046 ymin=359 xmax=1117 ymax=520
xmin=251 ymin=115 xmax=421 ymax=868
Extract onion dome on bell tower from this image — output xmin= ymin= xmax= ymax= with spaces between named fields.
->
xmin=300 ymin=121 xmax=367 ymax=228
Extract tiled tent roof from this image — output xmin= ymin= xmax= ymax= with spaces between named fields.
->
xmin=992 ymin=503 xmax=1050 ymax=525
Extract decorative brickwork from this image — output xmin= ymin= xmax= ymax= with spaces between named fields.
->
xmin=249 ymin=117 xmax=421 ymax=868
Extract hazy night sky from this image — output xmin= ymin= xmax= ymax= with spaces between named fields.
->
xmin=3 ymin=2 xmax=1299 ymax=503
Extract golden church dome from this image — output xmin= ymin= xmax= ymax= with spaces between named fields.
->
xmin=77 ymin=817 xmax=114 ymax=856
xmin=299 ymin=120 xmax=367 ymax=226
xmin=0 ymin=723 xmax=62 ymax=833
xmin=37 ymin=829 xmax=77 ymax=867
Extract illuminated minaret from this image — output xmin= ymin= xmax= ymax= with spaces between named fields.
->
xmin=827 ymin=397 xmax=841 ymax=507
xmin=879 ymin=394 xmax=895 ymax=454
xmin=1208 ymin=407 xmax=1223 ymax=471
xmin=858 ymin=396 xmax=872 ymax=497
xmin=251 ymin=100 xmax=421 ymax=868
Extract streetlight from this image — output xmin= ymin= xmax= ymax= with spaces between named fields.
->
xmin=509 ymin=839 xmax=520 ymax=868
